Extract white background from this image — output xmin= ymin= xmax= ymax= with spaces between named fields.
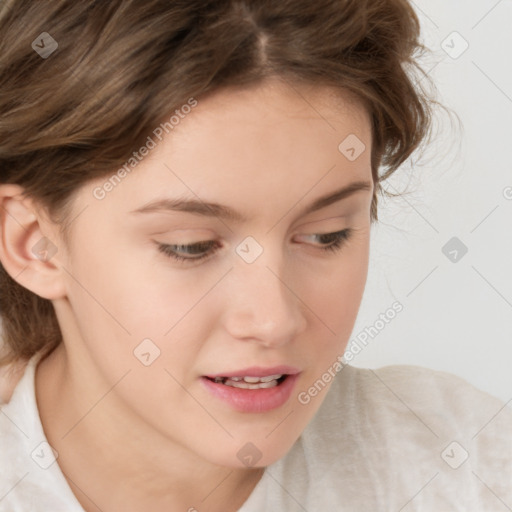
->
xmin=351 ymin=0 xmax=512 ymax=402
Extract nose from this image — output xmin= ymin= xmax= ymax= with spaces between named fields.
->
xmin=223 ymin=258 xmax=307 ymax=348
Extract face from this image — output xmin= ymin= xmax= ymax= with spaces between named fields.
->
xmin=52 ymin=78 xmax=374 ymax=468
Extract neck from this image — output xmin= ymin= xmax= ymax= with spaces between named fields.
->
xmin=35 ymin=344 xmax=264 ymax=512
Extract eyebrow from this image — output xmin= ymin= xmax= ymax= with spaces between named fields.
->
xmin=130 ymin=180 xmax=373 ymax=221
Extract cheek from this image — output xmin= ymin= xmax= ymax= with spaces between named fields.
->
xmin=62 ymin=244 xmax=225 ymax=375
xmin=305 ymin=239 xmax=369 ymax=326
xmin=297 ymin=238 xmax=370 ymax=372
xmin=67 ymin=241 xmax=196 ymax=330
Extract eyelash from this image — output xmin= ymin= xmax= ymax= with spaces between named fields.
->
xmin=156 ymin=229 xmax=353 ymax=263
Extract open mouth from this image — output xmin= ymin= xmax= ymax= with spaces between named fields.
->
xmin=201 ymin=370 xmax=300 ymax=412
xmin=205 ymin=374 xmax=288 ymax=389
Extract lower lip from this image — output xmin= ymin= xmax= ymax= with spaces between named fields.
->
xmin=200 ymin=374 xmax=300 ymax=413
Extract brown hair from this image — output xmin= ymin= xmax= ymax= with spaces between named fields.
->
xmin=0 ymin=0 xmax=433 ymax=365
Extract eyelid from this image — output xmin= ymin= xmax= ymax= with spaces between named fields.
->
xmin=294 ymin=214 xmax=353 ymax=231
xmin=148 ymin=227 xmax=217 ymax=239
xmin=294 ymin=228 xmax=351 ymax=243
xmin=156 ymin=239 xmax=221 ymax=262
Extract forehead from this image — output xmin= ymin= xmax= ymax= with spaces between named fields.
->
xmin=181 ymin=78 xmax=371 ymax=150
xmin=80 ymin=78 xmax=373 ymax=220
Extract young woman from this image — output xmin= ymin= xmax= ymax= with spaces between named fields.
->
xmin=0 ymin=1 xmax=510 ymax=510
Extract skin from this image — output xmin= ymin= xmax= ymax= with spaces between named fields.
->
xmin=0 ymin=77 xmax=374 ymax=511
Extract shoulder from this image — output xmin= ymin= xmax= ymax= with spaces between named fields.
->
xmin=340 ymin=363 xmax=507 ymax=409
xmin=324 ymin=363 xmax=512 ymax=440
xmin=0 ymin=357 xmax=29 ymax=405
xmin=296 ymin=363 xmax=512 ymax=508
xmin=0 ymin=352 xmax=84 ymax=512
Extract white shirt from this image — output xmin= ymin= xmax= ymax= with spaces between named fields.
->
xmin=1 ymin=351 xmax=511 ymax=511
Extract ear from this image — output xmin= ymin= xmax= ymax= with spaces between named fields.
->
xmin=0 ymin=184 xmax=67 ymax=300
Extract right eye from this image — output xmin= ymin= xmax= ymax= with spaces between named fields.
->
xmin=156 ymin=240 xmax=221 ymax=262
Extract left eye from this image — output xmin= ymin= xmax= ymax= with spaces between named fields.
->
xmin=299 ymin=228 xmax=352 ymax=252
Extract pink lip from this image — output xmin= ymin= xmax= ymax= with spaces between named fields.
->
xmin=205 ymin=365 xmax=300 ymax=379
xmin=201 ymin=371 xmax=301 ymax=413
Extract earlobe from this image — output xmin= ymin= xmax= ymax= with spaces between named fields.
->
xmin=0 ymin=184 xmax=67 ymax=300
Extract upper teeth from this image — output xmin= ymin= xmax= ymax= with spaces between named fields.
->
xmin=214 ymin=374 xmax=283 ymax=389
xmin=212 ymin=374 xmax=284 ymax=386
xmin=242 ymin=374 xmax=282 ymax=383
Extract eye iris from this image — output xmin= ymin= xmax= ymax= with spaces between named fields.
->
xmin=176 ymin=241 xmax=212 ymax=255
xmin=316 ymin=229 xmax=352 ymax=252
xmin=157 ymin=240 xmax=218 ymax=261
xmin=319 ymin=229 xmax=349 ymax=244
xmin=319 ymin=232 xmax=338 ymax=244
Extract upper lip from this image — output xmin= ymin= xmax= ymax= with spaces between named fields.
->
xmin=205 ymin=365 xmax=301 ymax=378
